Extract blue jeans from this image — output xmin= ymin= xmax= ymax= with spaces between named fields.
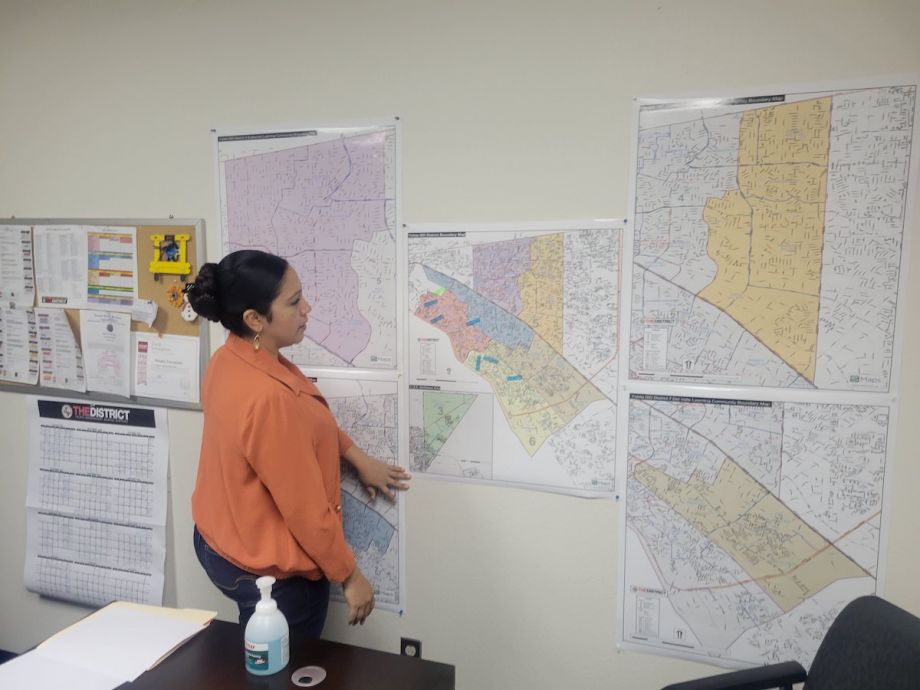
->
xmin=193 ymin=526 xmax=330 ymax=639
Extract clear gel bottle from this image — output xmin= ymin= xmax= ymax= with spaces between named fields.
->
xmin=244 ymin=576 xmax=290 ymax=675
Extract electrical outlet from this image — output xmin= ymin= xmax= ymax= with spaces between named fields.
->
xmin=400 ymin=637 xmax=422 ymax=658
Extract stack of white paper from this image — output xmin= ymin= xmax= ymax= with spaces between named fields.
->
xmin=0 ymin=602 xmax=216 ymax=690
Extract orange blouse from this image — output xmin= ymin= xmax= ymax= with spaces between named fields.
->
xmin=192 ymin=333 xmax=356 ymax=582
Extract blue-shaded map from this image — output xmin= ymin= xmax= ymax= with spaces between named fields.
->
xmin=342 ymin=492 xmax=396 ymax=554
xmin=423 ymin=266 xmax=535 ymax=350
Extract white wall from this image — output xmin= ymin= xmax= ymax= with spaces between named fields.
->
xmin=1 ymin=1 xmax=919 ymax=688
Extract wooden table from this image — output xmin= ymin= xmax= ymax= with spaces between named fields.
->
xmin=119 ymin=620 xmax=455 ymax=690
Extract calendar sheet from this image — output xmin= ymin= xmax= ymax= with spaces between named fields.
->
xmin=24 ymin=397 xmax=169 ymax=606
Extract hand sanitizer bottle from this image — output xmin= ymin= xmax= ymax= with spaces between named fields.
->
xmin=244 ymin=576 xmax=290 ymax=675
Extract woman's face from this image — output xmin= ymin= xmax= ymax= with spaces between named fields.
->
xmin=259 ymin=266 xmax=311 ymax=354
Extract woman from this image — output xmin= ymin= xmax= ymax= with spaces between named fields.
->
xmin=185 ymin=249 xmax=410 ymax=638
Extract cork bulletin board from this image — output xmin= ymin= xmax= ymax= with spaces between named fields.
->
xmin=0 ymin=218 xmax=208 ymax=409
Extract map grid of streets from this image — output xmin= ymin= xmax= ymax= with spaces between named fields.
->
xmin=630 ymin=85 xmax=915 ymax=391
xmin=319 ymin=378 xmax=403 ymax=612
xmin=408 ymin=225 xmax=621 ymax=495
xmin=217 ymin=125 xmax=399 ymax=370
xmin=216 ymin=125 xmax=405 ymax=612
xmin=621 ymin=81 xmax=915 ymax=669
xmin=622 ymin=394 xmax=888 ymax=667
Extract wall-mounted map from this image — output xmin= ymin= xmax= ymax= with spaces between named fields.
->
xmin=216 ymin=124 xmax=399 ymax=369
xmin=621 ymin=394 xmax=888 ymax=667
xmin=630 ymin=85 xmax=916 ymax=391
xmin=408 ymin=223 xmax=622 ymax=495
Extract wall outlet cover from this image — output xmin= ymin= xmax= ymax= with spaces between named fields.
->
xmin=400 ymin=637 xmax=422 ymax=658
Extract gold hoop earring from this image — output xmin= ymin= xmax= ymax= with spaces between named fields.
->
xmin=253 ymin=333 xmax=261 ymax=351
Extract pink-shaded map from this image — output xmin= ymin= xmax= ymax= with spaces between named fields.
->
xmin=223 ymin=130 xmax=394 ymax=366
xmin=414 ymin=290 xmax=493 ymax=362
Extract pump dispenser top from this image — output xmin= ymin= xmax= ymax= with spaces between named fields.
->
xmin=256 ymin=576 xmax=278 ymax=612
xmin=244 ymin=576 xmax=289 ymax=675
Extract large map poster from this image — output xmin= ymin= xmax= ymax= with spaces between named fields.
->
xmin=621 ymin=394 xmax=888 ymax=666
xmin=216 ymin=124 xmax=399 ymax=370
xmin=407 ymin=223 xmax=622 ymax=495
xmin=313 ymin=376 xmax=404 ymax=613
xmin=215 ymin=123 xmax=405 ymax=611
xmin=621 ymin=80 xmax=916 ymax=668
xmin=629 ymin=84 xmax=916 ymax=391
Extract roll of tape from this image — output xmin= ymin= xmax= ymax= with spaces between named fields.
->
xmin=291 ymin=665 xmax=327 ymax=687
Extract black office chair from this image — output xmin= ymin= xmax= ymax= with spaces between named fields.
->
xmin=661 ymin=595 xmax=920 ymax=690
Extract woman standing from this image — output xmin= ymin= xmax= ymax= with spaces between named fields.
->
xmin=185 ymin=249 xmax=409 ymax=638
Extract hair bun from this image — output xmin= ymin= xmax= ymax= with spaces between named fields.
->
xmin=185 ymin=263 xmax=222 ymax=322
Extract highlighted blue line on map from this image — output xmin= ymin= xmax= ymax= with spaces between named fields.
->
xmin=430 ymin=315 xmax=444 ymax=324
xmin=475 ymin=355 xmax=482 ymax=371
xmin=422 ymin=266 xmax=535 ymax=350
xmin=483 ymin=355 xmax=499 ymax=364
xmin=506 ymin=374 xmax=523 ymax=381
xmin=466 ymin=317 xmax=481 ymax=326
xmin=424 ymin=299 xmax=438 ymax=308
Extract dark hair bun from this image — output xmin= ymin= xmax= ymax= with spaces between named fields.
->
xmin=185 ymin=263 xmax=222 ymax=322
xmin=183 ymin=250 xmax=288 ymax=336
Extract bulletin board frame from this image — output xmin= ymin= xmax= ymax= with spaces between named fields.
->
xmin=0 ymin=217 xmax=208 ymax=410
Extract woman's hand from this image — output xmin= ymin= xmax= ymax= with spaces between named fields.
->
xmin=342 ymin=566 xmax=375 ymax=625
xmin=343 ymin=446 xmax=411 ymax=501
